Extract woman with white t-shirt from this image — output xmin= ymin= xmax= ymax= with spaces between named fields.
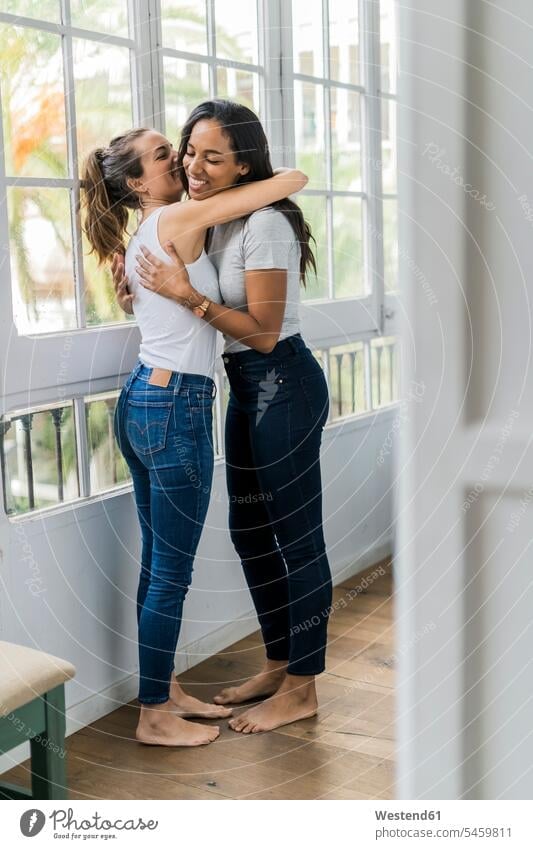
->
xmin=81 ymin=125 xmax=307 ymax=747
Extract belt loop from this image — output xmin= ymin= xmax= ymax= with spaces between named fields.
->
xmin=173 ymin=372 xmax=184 ymax=395
xmin=123 ymin=360 xmax=142 ymax=393
xmin=286 ymin=334 xmax=300 ymax=355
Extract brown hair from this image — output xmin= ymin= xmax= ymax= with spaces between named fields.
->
xmin=81 ymin=128 xmax=149 ymax=264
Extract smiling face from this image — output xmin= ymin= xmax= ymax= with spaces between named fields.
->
xmin=181 ymin=118 xmax=250 ymax=200
xmin=127 ymin=130 xmax=182 ymax=204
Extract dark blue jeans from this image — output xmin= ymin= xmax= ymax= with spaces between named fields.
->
xmin=114 ymin=361 xmax=215 ymax=704
xmin=223 ymin=333 xmax=332 ymax=676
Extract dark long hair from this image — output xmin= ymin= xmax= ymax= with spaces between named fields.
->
xmin=177 ymin=99 xmax=316 ymax=285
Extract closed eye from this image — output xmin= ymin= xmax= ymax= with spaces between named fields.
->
xmin=186 ymin=148 xmax=222 ymax=165
xmin=155 ymin=144 xmax=172 ymax=160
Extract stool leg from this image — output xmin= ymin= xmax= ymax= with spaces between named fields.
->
xmin=30 ymin=685 xmax=68 ymax=800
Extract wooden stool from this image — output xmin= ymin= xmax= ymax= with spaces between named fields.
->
xmin=0 ymin=641 xmax=75 ymax=800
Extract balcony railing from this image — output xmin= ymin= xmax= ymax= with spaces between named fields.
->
xmin=1 ymin=335 xmax=400 ymax=518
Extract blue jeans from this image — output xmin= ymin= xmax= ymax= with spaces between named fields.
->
xmin=114 ymin=361 xmax=215 ymax=704
xmin=222 ymin=333 xmax=332 ymax=676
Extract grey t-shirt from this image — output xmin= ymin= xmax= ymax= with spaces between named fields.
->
xmin=208 ymin=206 xmax=302 ymax=353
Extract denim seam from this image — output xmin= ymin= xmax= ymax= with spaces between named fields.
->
xmin=286 ymin=393 xmax=328 ymax=676
xmin=138 ymin=696 xmax=168 ymax=706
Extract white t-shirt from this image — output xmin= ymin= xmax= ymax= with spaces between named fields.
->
xmin=125 ymin=207 xmax=222 ymax=378
xmin=208 ymin=206 xmax=302 ymax=353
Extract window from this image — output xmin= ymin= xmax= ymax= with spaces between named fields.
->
xmin=0 ymin=0 xmax=400 ymax=518
xmin=289 ymin=0 xmax=362 ymax=301
xmin=0 ymin=1 xmax=136 ymax=336
xmin=160 ymin=0 xmax=262 ymax=138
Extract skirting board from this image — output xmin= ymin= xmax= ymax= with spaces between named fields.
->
xmin=0 ymin=536 xmax=393 ymax=776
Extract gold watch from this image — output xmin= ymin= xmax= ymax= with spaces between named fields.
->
xmin=196 ymin=296 xmax=211 ymax=316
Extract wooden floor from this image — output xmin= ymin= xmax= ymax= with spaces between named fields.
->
xmin=4 ymin=559 xmax=395 ymax=800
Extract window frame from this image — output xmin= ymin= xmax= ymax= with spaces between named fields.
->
xmin=0 ymin=0 xmax=399 ymax=518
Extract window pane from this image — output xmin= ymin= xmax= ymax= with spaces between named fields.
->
xmin=328 ymin=341 xmax=366 ymax=419
xmin=70 ymin=0 xmax=129 ymax=36
xmin=300 ymin=195 xmax=328 ymax=300
xmin=161 ymin=0 xmax=208 ymax=55
xmin=292 ymin=0 xmax=324 ymax=77
xmin=0 ymin=0 xmax=59 ymax=20
xmin=215 ymin=0 xmax=258 ymax=65
xmin=8 ymin=188 xmax=77 ymax=333
xmin=331 ymin=89 xmax=361 ymax=190
xmin=73 ymin=39 xmax=133 ymax=175
xmin=329 ymin=0 xmax=359 ymax=84
xmin=313 ymin=349 xmax=324 ymax=368
xmin=383 ymin=197 xmax=398 ymax=291
xmin=381 ymin=97 xmax=397 ymax=194
xmin=294 ymin=81 xmax=326 ymax=189
xmin=216 ymin=67 xmax=259 ymax=113
xmin=2 ymin=403 xmax=78 ymax=515
xmin=380 ymin=0 xmax=397 ymax=94
xmin=333 ymin=197 xmax=363 ymax=297
xmin=371 ymin=336 xmax=398 ymax=407
xmin=0 ymin=26 xmax=67 ymax=178
xmin=163 ymin=58 xmax=209 ymax=143
xmin=84 ymin=228 xmax=136 ymax=327
xmin=86 ymin=395 xmax=130 ymax=494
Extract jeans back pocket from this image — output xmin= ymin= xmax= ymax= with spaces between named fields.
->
xmin=126 ymin=399 xmax=173 ymax=456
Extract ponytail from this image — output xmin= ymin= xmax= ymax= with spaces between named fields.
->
xmin=81 ymin=128 xmax=149 ymax=264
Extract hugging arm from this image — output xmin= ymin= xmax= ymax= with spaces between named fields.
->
xmin=135 ymin=245 xmax=286 ymax=354
xmin=132 ymin=207 xmax=293 ymax=353
xmin=111 ymin=168 xmax=307 ymax=316
xmin=169 ymin=167 xmax=308 ymax=233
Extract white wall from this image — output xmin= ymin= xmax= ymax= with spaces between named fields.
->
xmin=0 ymin=407 xmax=395 ymax=771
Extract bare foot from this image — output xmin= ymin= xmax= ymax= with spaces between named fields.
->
xmin=213 ymin=659 xmax=288 ymax=705
xmin=169 ymin=677 xmax=232 ymax=719
xmin=228 ymin=674 xmax=318 ymax=734
xmin=136 ymin=700 xmax=220 ymax=747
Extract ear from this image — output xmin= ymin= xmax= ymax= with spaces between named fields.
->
xmin=238 ymin=162 xmax=251 ymax=176
xmin=126 ymin=176 xmax=145 ymax=195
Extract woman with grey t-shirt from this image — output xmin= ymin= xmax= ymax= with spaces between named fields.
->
xmin=128 ymin=100 xmax=332 ymax=735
